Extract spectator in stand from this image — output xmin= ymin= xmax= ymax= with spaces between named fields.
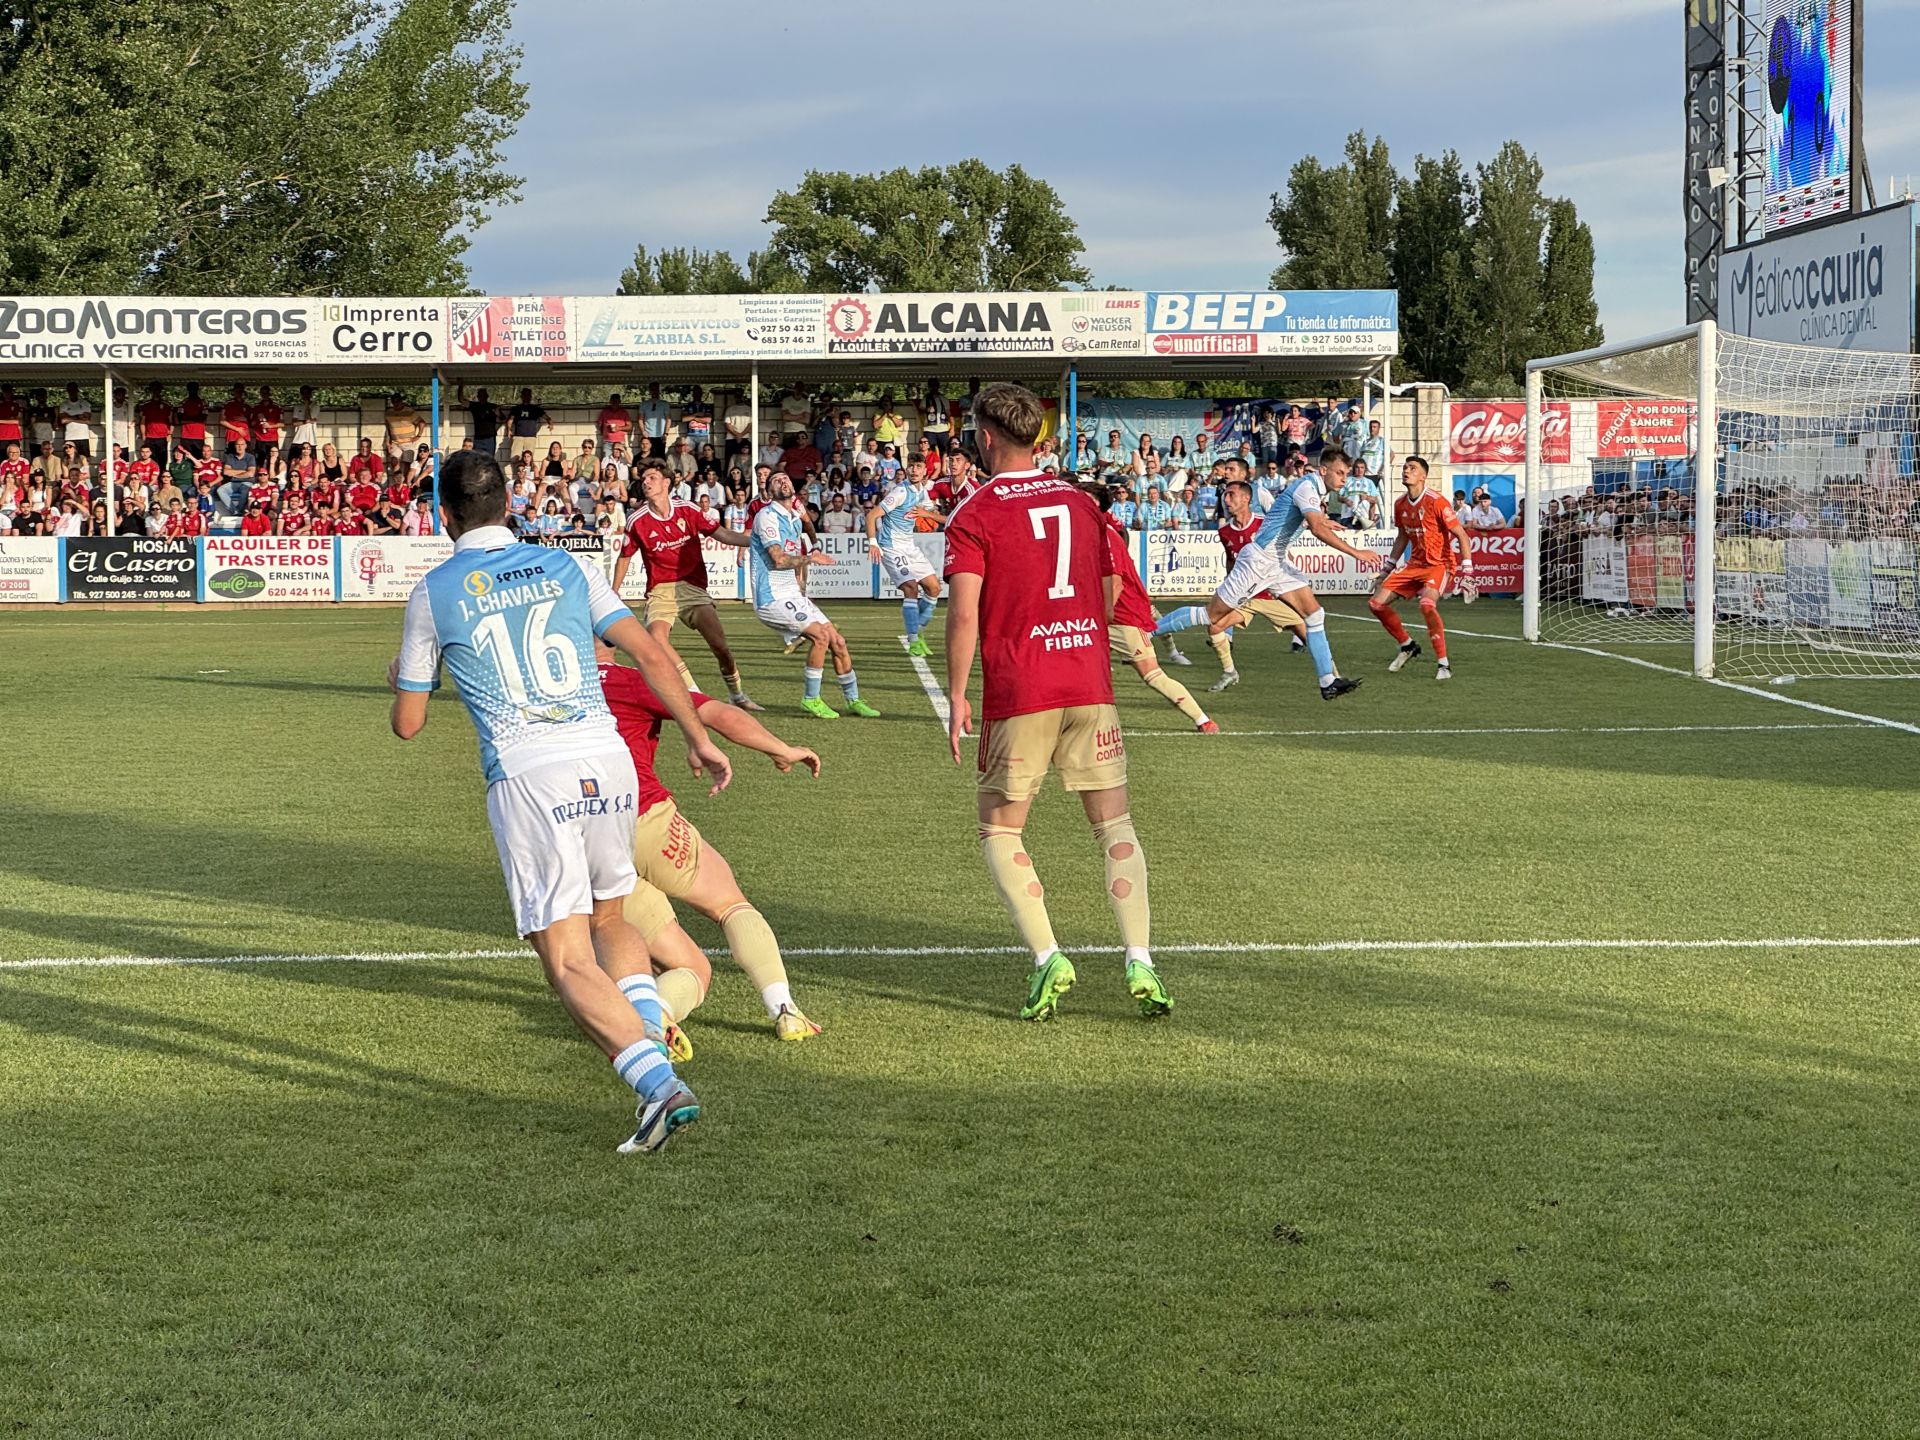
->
xmin=1278 ymin=404 xmax=1311 ymax=456
xmin=348 ymin=437 xmax=384 ymax=484
xmin=50 ymin=496 xmax=84 ymax=537
xmin=507 ymin=387 xmax=550 ymax=448
xmin=24 ymin=388 xmax=53 ymax=453
xmin=218 ymin=385 xmax=252 ymax=460
xmin=662 ymin=438 xmax=694 ymax=480
xmin=872 ymin=395 xmax=904 ymax=453
xmin=368 ymin=494 xmax=402 ymax=534
xmin=1336 ymin=403 xmax=1367 ymax=457
xmin=60 ymin=383 xmax=95 ymax=458
xmin=0 ymin=386 xmax=22 ymax=457
xmin=676 ymin=385 xmax=713 ymax=452
xmin=346 ymin=468 xmax=381 ymax=515
xmin=403 ymin=496 xmax=434 ymax=535
xmin=1256 ymin=407 xmax=1282 ymax=466
xmin=757 ymin=429 xmax=785 ymax=472
xmin=385 ymin=392 xmax=424 ymax=454
xmin=285 ymin=442 xmax=316 ymax=488
xmin=459 ymin=385 xmax=504 ymax=455
xmin=722 ymin=390 xmax=752 ymax=464
xmin=533 ymin=498 xmax=566 ymax=536
xmin=574 ymin=438 xmax=599 ymax=484
xmin=287 ymin=384 xmax=319 ymax=457
xmin=251 ymin=385 xmax=283 ymax=467
xmin=1464 ymin=489 xmax=1508 ymax=530
xmin=176 ymin=382 xmax=209 ymax=458
xmin=596 ymin=393 xmax=632 ymax=452
xmin=1141 ymin=484 xmax=1175 ymax=531
xmin=1359 ymin=420 xmax=1387 ymax=480
xmin=781 ymin=431 xmax=821 ymax=482
xmin=1342 ymin=460 xmax=1382 ymax=530
xmin=135 ymin=384 xmax=172 ymax=466
xmin=240 ymin=499 xmax=272 ymax=536
xmin=1190 ymin=431 xmax=1215 ymax=478
xmin=820 ymin=493 xmax=856 ymax=534
xmin=1109 ymin=483 xmax=1138 ymax=530
xmin=388 ymin=460 xmax=417 ymax=511
xmin=279 ymin=481 xmax=309 ymax=534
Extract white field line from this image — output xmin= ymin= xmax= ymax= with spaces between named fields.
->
xmin=897 ymin=634 xmax=951 ymax=727
xmin=1325 ymin=614 xmax=1920 ymax=736
xmin=1124 ymin=722 xmax=1872 ymax=738
xmin=7 ymin=936 xmax=1920 ymax=972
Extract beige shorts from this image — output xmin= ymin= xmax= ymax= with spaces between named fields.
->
xmin=1229 ymin=595 xmax=1307 ymax=633
xmin=1108 ymin=624 xmax=1156 ymax=665
xmin=645 ymin=582 xmax=714 ymax=627
xmin=977 ymin=704 xmax=1126 ymax=800
xmin=631 ymin=797 xmax=705 ymax=914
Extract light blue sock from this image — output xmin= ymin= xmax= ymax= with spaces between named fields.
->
xmin=1156 ymin=605 xmax=1207 ymax=637
xmin=803 ymin=666 xmax=823 ymax=700
xmin=838 ymin=669 xmax=861 ymax=701
xmin=917 ymin=594 xmax=937 ymax=625
xmin=1304 ymin=612 xmax=1336 ymax=686
xmin=616 ymin=972 xmax=665 ymax=1038
xmin=611 ymin=1037 xmax=679 ymax=1105
xmin=903 ymin=599 xmax=921 ymax=638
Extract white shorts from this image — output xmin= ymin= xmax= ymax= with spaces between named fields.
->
xmin=1216 ymin=543 xmax=1312 ymax=612
xmin=879 ymin=543 xmax=935 ymax=588
xmin=755 ymin=594 xmax=828 ymax=637
xmin=485 ymin=748 xmax=640 ymax=937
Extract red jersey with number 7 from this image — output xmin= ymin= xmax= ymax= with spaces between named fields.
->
xmin=622 ymin=500 xmax=718 ymax=590
xmin=943 ymin=468 xmax=1115 ymax=720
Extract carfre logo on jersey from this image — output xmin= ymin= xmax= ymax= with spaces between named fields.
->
xmin=828 ymin=298 xmax=872 ymax=341
xmin=464 ymin=571 xmax=493 ymax=597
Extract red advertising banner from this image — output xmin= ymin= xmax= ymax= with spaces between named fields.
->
xmin=1467 ymin=528 xmax=1524 ymax=593
xmin=1593 ymin=399 xmax=1693 ymax=458
xmin=1450 ymin=401 xmax=1569 ymax=465
xmin=448 ymin=295 xmax=570 ymax=364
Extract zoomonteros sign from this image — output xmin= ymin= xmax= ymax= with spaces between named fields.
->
xmin=0 ymin=290 xmax=1397 ymax=365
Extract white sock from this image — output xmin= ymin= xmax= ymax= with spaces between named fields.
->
xmin=761 ymin=981 xmax=793 ymax=1017
xmin=1126 ymin=946 xmax=1153 ymax=967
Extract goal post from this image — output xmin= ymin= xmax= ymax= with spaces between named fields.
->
xmin=1525 ymin=323 xmax=1920 ymax=682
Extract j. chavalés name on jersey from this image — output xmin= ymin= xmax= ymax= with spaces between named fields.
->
xmin=476 ymin=575 xmax=565 ymax=614
xmin=1031 ymin=617 xmax=1100 ymax=652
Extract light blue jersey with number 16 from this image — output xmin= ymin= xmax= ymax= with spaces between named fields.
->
xmin=395 ymin=524 xmax=632 ymax=783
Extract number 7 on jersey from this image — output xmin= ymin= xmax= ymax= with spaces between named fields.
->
xmin=1029 ymin=505 xmax=1076 ymax=600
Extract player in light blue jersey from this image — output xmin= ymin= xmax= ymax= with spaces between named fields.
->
xmin=866 ymin=471 xmax=943 ymax=657
xmin=1155 ymin=453 xmax=1383 ymax=700
xmin=389 ymin=450 xmax=734 ymax=1154
xmin=750 ymin=472 xmax=880 ymax=720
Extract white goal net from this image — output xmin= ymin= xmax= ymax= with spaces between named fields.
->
xmin=1526 ymin=322 xmax=1920 ymax=681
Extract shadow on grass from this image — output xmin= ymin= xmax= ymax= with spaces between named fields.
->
xmin=146 ymin=675 xmax=391 ymax=699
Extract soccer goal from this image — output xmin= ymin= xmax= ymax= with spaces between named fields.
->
xmin=1525 ymin=320 xmax=1920 ymax=681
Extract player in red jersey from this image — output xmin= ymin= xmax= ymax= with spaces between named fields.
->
xmin=1370 ymin=455 xmax=1472 ymax=681
xmin=1094 ymin=488 xmax=1217 ymax=733
xmin=611 ymin=464 xmax=762 ymax=712
xmin=944 ymin=383 xmax=1168 ymax=1022
xmin=593 ymin=644 xmax=824 ymax=1046
xmin=1204 ymin=477 xmax=1309 ymax=691
xmin=0 ymin=386 xmax=22 ymax=450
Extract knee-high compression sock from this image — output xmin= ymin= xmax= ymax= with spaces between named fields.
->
xmin=1303 ymin=611 xmax=1336 ymax=687
xmin=1090 ymin=813 xmax=1151 ymax=962
xmin=654 ymin=967 xmax=707 ymax=1024
xmin=1208 ymin=629 xmax=1235 ymax=673
xmin=616 ymin=971 xmax=667 ymax=1040
xmin=1141 ymin=666 xmax=1208 ymax=726
xmin=1155 ymin=605 xmax=1208 ymax=637
xmin=719 ymin=901 xmax=792 ymax=1018
xmin=903 ymin=598 xmax=921 ymax=638
xmin=1420 ymin=602 xmax=1448 ymax=661
xmin=1373 ymin=601 xmax=1410 ymax=644
xmin=980 ymin=825 xmax=1060 ymax=963
xmin=610 ymin=1036 xmax=679 ymax=1104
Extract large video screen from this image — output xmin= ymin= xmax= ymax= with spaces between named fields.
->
xmin=1764 ymin=0 xmax=1855 ymax=234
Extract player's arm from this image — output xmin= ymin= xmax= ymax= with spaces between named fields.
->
xmin=1388 ymin=521 xmax=1410 ymax=568
xmin=610 ymin=536 xmax=636 ymax=594
xmin=1448 ymin=512 xmax=1475 ymax=572
xmin=944 ymin=570 xmax=981 ymax=764
xmin=709 ymin=524 xmax=752 ymax=546
xmin=864 ymin=501 xmax=885 ymax=556
xmin=388 ymin=583 xmax=439 ymax=738
xmin=1303 ymin=507 xmax=1383 ymax=567
xmin=695 ymin=698 xmax=821 ymax=777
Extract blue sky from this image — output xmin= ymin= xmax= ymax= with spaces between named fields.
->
xmin=463 ymin=0 xmax=1920 ymax=344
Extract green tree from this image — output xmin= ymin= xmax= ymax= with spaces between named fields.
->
xmin=761 ymin=161 xmax=1090 ymax=291
xmin=1266 ymin=131 xmax=1394 ymax=290
xmin=1463 ymin=142 xmax=1549 ymax=392
xmin=0 ymin=0 xmax=525 ymax=296
xmin=616 ymin=244 xmax=804 ymax=296
xmin=1391 ymin=151 xmax=1476 ymax=391
xmin=1537 ymin=197 xmax=1604 ymax=360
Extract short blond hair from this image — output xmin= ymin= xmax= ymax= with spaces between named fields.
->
xmin=972 ymin=383 xmax=1046 ymax=448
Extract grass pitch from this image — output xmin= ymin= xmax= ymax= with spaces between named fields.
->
xmin=3 ymin=598 xmax=1919 ymax=1438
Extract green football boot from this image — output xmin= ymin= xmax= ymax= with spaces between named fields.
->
xmin=1020 ymin=951 xmax=1076 ymax=1022
xmin=845 ymin=698 xmax=882 ymax=718
xmin=800 ymin=696 xmax=840 ymax=720
xmin=906 ymin=637 xmax=931 ymax=658
xmin=1126 ymin=959 xmax=1172 ymax=1019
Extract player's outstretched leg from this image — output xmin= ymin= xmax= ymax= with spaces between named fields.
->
xmin=684 ymin=603 xmax=761 ymax=711
xmin=1084 ymin=790 xmax=1168 ymax=1018
xmin=1370 ymin=589 xmax=1421 ymax=672
xmin=540 ymin=903 xmax=699 ymax=1154
xmin=1420 ymin=594 xmax=1451 ymax=681
xmin=1134 ymin=657 xmax=1215 ymax=733
xmin=1298 ymin=603 xmax=1361 ymax=701
xmin=799 ymin=628 xmax=838 ymax=719
xmin=980 ymin=817 xmax=1074 ymax=1020
xmin=826 ymin=624 xmax=880 ymax=718
xmin=913 ymin=581 xmax=939 ymax=655
xmin=1155 ymin=605 xmax=1209 ymax=637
